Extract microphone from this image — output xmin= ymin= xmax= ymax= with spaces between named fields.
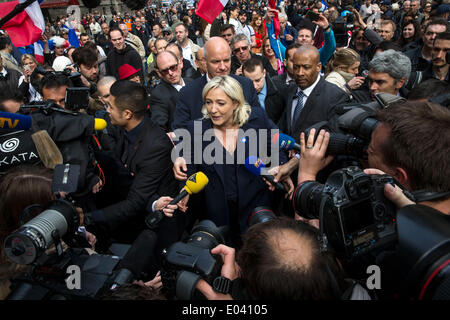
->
xmin=273 ymin=132 xmax=300 ymax=152
xmin=0 ymin=111 xmax=32 ymax=131
xmin=244 ymin=156 xmax=286 ymax=192
xmin=145 ymin=172 xmax=209 ymax=229
xmin=94 ymin=118 xmax=107 ymax=131
xmin=111 ymin=230 xmax=158 ymax=290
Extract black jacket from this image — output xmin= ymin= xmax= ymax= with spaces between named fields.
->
xmin=182 ymin=58 xmax=202 ymax=79
xmin=149 ymin=77 xmax=193 ymax=132
xmin=278 ymin=77 xmax=350 ymax=142
xmin=404 ymin=45 xmax=431 ymax=73
xmin=0 ymin=68 xmax=21 ymax=93
xmin=100 ymin=117 xmax=178 ymax=234
xmin=106 ymin=44 xmax=143 ymax=80
xmin=264 ymin=75 xmax=287 ymax=125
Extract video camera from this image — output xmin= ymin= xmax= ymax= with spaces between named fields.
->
xmin=160 ymin=220 xmax=228 ymax=300
xmin=305 ymin=93 xmax=405 ymax=159
xmin=33 ymin=66 xmax=90 ymax=112
xmin=293 ymin=166 xmax=399 ymax=260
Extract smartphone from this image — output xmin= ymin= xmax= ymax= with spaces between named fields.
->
xmin=307 ymin=10 xmax=320 ymax=22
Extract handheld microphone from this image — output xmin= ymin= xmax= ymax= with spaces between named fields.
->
xmin=244 ymin=156 xmax=286 ymax=192
xmin=111 ymin=230 xmax=158 ymax=290
xmin=273 ymin=132 xmax=300 ymax=152
xmin=94 ymin=118 xmax=107 ymax=131
xmin=0 ymin=111 xmax=32 ymax=131
xmin=145 ymin=172 xmax=209 ymax=229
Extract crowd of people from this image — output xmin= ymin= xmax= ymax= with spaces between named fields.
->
xmin=0 ymin=0 xmax=449 ymax=301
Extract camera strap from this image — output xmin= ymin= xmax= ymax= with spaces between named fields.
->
xmin=212 ymin=276 xmax=232 ymax=295
xmin=412 ymin=190 xmax=450 ymax=203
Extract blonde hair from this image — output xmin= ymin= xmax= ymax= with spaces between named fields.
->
xmin=20 ymin=54 xmax=38 ymax=66
xmin=202 ymin=75 xmax=251 ymax=127
xmin=327 ymin=48 xmax=360 ymax=75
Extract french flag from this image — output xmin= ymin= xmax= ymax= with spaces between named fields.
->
xmin=0 ymin=0 xmax=45 ymax=48
xmin=34 ymin=39 xmax=44 ymax=64
xmin=195 ymin=0 xmax=229 ymax=24
xmin=62 ymin=22 xmax=80 ymax=48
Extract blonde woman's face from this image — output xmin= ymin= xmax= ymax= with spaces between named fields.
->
xmin=205 ymin=88 xmax=238 ymax=129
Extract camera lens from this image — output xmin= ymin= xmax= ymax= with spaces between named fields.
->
xmin=186 ymin=220 xmax=226 ymax=250
xmin=293 ymin=181 xmax=325 ymax=219
xmin=327 ymin=133 xmax=368 ymax=158
xmin=248 ymin=206 xmax=276 ymax=227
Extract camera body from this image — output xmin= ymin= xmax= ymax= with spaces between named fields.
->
xmin=161 ymin=220 xmax=227 ymax=300
xmin=295 ymin=166 xmax=397 ymax=260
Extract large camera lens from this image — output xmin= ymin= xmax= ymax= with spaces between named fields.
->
xmin=327 ymin=133 xmax=368 ymax=158
xmin=248 ymin=206 xmax=276 ymax=227
xmin=185 ymin=220 xmax=227 ymax=250
xmin=293 ymin=181 xmax=325 ymax=220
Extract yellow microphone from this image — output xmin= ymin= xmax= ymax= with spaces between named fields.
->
xmin=145 ymin=172 xmax=209 ymax=229
xmin=94 ymin=118 xmax=107 ymax=131
xmin=172 ymin=171 xmax=209 ymax=204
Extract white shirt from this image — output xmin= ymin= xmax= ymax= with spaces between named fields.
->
xmin=181 ymin=42 xmax=194 ymax=66
xmin=291 ymin=75 xmax=321 ymax=123
xmin=172 ymin=78 xmax=185 ymax=92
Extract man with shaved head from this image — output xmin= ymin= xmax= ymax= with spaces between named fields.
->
xmin=278 ymin=45 xmax=350 ymax=140
xmin=149 ymin=51 xmax=192 ymax=133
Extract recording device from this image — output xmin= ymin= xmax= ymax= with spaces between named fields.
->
xmin=307 ymin=10 xmax=320 ymax=21
xmin=3 ymin=164 xmax=84 ymax=265
xmin=303 ymin=93 xmax=405 ymax=159
xmin=65 ymin=87 xmax=90 ymax=112
xmin=110 ymin=230 xmax=158 ymax=290
xmin=273 ymin=132 xmax=300 ymax=152
xmin=293 ymin=166 xmax=398 ymax=260
xmin=244 ymin=156 xmax=286 ymax=192
xmin=161 ymin=220 xmax=228 ymax=300
xmin=248 ymin=206 xmax=277 ymax=227
xmin=0 ymin=111 xmax=32 ymax=131
xmin=145 ymin=171 xmax=209 ymax=229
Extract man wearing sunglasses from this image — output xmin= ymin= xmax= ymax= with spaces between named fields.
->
xmin=150 ymin=51 xmax=192 ymax=133
xmin=230 ymin=34 xmax=273 ymax=76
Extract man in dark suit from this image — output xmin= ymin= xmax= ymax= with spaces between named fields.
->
xmin=242 ymin=57 xmax=285 ymax=125
xmin=82 ymin=80 xmax=182 ymax=247
xmin=278 ymin=45 xmax=350 ymax=141
xmin=150 ymin=51 xmax=192 ymax=133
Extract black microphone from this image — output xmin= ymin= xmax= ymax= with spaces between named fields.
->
xmin=244 ymin=156 xmax=286 ymax=192
xmin=110 ymin=230 xmax=158 ymax=290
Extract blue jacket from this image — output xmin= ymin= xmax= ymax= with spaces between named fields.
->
xmin=181 ymin=107 xmax=287 ymax=234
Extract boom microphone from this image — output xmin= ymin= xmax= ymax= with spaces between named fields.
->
xmin=111 ymin=230 xmax=159 ymax=289
xmin=272 ymin=132 xmax=300 ymax=152
xmin=244 ymin=156 xmax=286 ymax=192
xmin=0 ymin=111 xmax=32 ymax=131
xmin=145 ymin=172 xmax=209 ymax=229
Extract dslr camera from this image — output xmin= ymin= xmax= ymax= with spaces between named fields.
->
xmin=160 ymin=220 xmax=228 ymax=300
xmin=294 ymin=166 xmax=398 ymax=260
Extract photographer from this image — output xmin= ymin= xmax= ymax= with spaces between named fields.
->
xmin=71 ymin=46 xmax=100 ymax=96
xmin=0 ymin=165 xmax=97 ymax=300
xmin=195 ymin=217 xmax=369 ymax=300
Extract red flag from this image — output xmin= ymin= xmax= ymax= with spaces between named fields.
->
xmin=195 ymin=0 xmax=229 ymax=24
xmin=0 ymin=0 xmax=45 ymax=47
xmin=268 ymin=0 xmax=280 ymax=39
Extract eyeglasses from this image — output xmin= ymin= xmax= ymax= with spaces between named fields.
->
xmin=159 ymin=64 xmax=178 ymax=75
xmin=233 ymin=46 xmax=249 ymax=54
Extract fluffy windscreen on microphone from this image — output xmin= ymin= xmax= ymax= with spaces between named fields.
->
xmin=0 ymin=111 xmax=32 ymax=131
xmin=116 ymin=230 xmax=159 ymax=280
xmin=184 ymin=171 xmax=209 ymax=194
xmin=31 ymin=130 xmax=63 ymax=169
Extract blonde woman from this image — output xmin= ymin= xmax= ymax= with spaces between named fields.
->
xmin=178 ymin=75 xmax=290 ymax=246
xmin=325 ymin=48 xmax=365 ymax=94
xmin=18 ymin=54 xmax=42 ymax=102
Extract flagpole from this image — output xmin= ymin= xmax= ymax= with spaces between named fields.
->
xmin=0 ymin=0 xmax=38 ymax=30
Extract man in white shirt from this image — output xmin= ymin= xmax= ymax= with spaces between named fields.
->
xmin=359 ymin=0 xmax=374 ymax=19
xmin=175 ymin=23 xmax=200 ymax=68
